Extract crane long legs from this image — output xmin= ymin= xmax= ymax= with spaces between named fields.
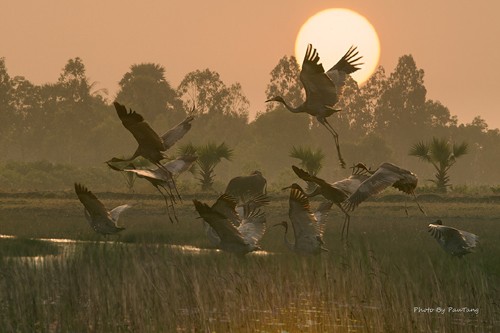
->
xmin=154 ymin=185 xmax=179 ymax=223
xmin=321 ymin=118 xmax=346 ymax=169
xmin=336 ymin=203 xmax=351 ymax=240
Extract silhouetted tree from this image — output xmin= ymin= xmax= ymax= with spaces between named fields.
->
xmin=116 ymin=63 xmax=183 ymax=122
xmin=373 ymin=55 xmax=428 ymax=158
xmin=346 ymin=133 xmax=393 ymax=167
xmin=360 ymin=66 xmax=388 ymax=132
xmin=177 ymin=69 xmax=249 ymax=120
xmin=424 ymin=100 xmax=456 ymax=128
xmin=331 ymin=76 xmax=371 ymax=140
xmin=8 ymin=76 xmax=43 ymax=160
xmin=263 ymin=55 xmax=303 ymax=114
xmin=0 ymin=58 xmax=20 ymax=159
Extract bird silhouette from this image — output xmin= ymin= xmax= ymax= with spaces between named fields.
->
xmin=74 ymin=183 xmax=130 ymax=236
xmin=342 ymin=162 xmax=426 ymax=215
xmin=107 ymin=155 xmax=197 ymax=223
xmin=266 ymin=44 xmax=362 ymax=168
xmin=428 ymin=219 xmax=478 ymax=257
xmin=194 ymin=194 xmax=267 ymax=255
xmin=202 ymin=193 xmax=268 ymax=247
xmin=108 ymin=102 xmax=194 ymax=202
xmin=109 ymin=102 xmax=193 ymax=165
xmin=274 ymin=183 xmax=331 ymax=255
xmin=290 ymin=165 xmax=351 ymax=238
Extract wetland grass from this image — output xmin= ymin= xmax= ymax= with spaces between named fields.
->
xmin=0 ymin=193 xmax=499 ymax=332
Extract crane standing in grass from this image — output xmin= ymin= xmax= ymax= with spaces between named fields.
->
xmin=266 ymin=44 xmax=362 ymax=168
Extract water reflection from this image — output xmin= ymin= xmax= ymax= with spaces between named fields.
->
xmin=0 ymin=234 xmax=16 ymax=239
xmin=1 ymin=234 xmax=274 ymax=262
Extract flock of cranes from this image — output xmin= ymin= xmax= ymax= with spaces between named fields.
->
xmin=72 ymin=43 xmax=478 ymax=258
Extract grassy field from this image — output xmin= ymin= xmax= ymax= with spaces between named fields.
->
xmin=0 ymin=191 xmax=499 ymax=332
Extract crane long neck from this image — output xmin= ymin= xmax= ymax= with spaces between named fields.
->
xmin=278 ymin=97 xmax=303 ymax=114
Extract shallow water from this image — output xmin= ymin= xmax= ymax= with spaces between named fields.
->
xmin=1 ymin=234 xmax=274 ymax=264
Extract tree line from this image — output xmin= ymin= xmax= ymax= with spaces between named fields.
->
xmin=0 ymin=53 xmax=499 ymax=191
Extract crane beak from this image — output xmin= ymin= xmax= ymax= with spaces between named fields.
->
xmin=265 ymin=96 xmax=279 ymax=103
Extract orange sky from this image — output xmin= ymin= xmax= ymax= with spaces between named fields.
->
xmin=2 ymin=0 xmax=499 ymax=128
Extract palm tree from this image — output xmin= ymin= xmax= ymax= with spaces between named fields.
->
xmin=179 ymin=142 xmax=233 ymax=190
xmin=289 ymin=146 xmax=325 ymax=191
xmin=409 ymin=137 xmax=468 ymax=192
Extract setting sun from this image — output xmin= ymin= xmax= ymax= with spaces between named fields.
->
xmin=295 ymin=8 xmax=380 ymax=84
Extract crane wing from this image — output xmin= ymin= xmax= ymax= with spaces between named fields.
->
xmin=459 ymin=230 xmax=479 ymax=248
xmin=74 ymin=183 xmax=109 ymax=219
xmin=125 ymin=168 xmax=166 ymax=181
xmin=292 ymin=166 xmax=348 ymax=200
xmin=109 ymin=204 xmax=132 ymax=223
xmin=123 ymin=155 xmax=197 ymax=184
xmin=161 ymin=115 xmax=195 ymax=150
xmin=238 ymin=210 xmax=266 ymax=247
xmin=113 ymin=102 xmax=165 ymax=152
xmin=211 ymin=194 xmax=240 ymax=226
xmin=379 ymin=163 xmax=418 ymax=194
xmin=332 ymin=174 xmax=370 ymax=196
xmin=162 ymin=155 xmax=197 ymax=176
xmin=193 ymin=200 xmax=246 ymax=245
xmin=299 ymin=44 xmax=339 ymax=108
xmin=235 ymin=193 xmax=270 ymax=219
xmin=343 ymin=163 xmax=413 ymax=211
xmin=313 ymin=201 xmax=333 ymax=237
xmin=75 ymin=183 xmax=125 ymax=234
xmin=292 ymin=165 xmax=330 ymax=189
xmin=325 ymin=46 xmax=363 ymax=96
xmin=428 ymin=224 xmax=478 ymax=254
xmin=288 ymin=187 xmax=322 ymax=243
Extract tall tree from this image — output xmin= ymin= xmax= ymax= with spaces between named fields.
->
xmin=360 ymin=66 xmax=388 ymax=133
xmin=116 ymin=63 xmax=183 ymax=122
xmin=36 ymin=58 xmax=112 ymax=164
xmin=409 ymin=137 xmax=468 ymax=192
xmin=331 ymin=76 xmax=371 ymax=141
xmin=0 ymin=58 xmax=16 ymax=158
xmin=177 ymin=69 xmax=249 ymax=120
xmin=8 ymin=76 xmax=43 ymax=160
xmin=373 ymin=55 xmax=428 ymax=158
xmin=263 ymin=55 xmax=303 ymax=114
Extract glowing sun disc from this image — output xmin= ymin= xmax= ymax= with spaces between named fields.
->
xmin=295 ymin=8 xmax=380 ymax=84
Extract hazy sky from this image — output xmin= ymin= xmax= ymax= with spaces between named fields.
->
xmin=2 ymin=1 xmax=499 ymax=128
